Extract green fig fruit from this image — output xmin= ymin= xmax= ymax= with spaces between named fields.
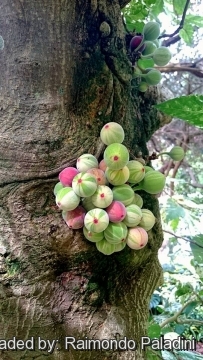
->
xmin=139 ymin=209 xmax=156 ymax=231
xmin=158 ymin=146 xmax=185 ymax=161
xmin=153 ymin=47 xmax=172 ymax=66
xmin=138 ymin=82 xmax=148 ymax=92
xmin=143 ymin=22 xmax=160 ymax=41
xmin=133 ymin=170 xmax=166 ymax=194
xmin=142 ymin=41 xmax=157 ymax=56
xmin=96 ymin=239 xmax=116 ymax=255
xmin=168 ymin=146 xmax=185 ymax=161
xmin=144 ymin=69 xmax=162 ymax=86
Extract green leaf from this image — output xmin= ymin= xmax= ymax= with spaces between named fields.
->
xmin=173 ymin=0 xmax=188 ymax=16
xmin=161 ymin=350 xmax=177 ymax=360
xmin=175 ymin=351 xmax=203 ymax=359
xmin=126 ymin=22 xmax=137 ymax=32
xmin=179 ymin=23 xmax=194 ymax=45
xmin=134 ymin=21 xmax=145 ymax=33
xmin=165 ymin=198 xmax=185 ymax=223
xmin=145 ymin=0 xmax=157 ymax=6
xmin=150 ymin=294 xmax=162 ymax=309
xmin=189 ymin=235 xmax=203 ymax=265
xmin=174 ymin=324 xmax=186 ymax=334
xmin=161 ymin=326 xmax=174 ymax=335
xmin=155 ymin=95 xmax=203 ymax=128
xmin=185 ymin=15 xmax=203 ymax=27
xmin=182 ymin=301 xmax=198 ymax=316
xmin=137 ymin=58 xmax=154 ymax=70
xmin=151 ymin=0 xmax=164 ymax=17
xmin=148 ymin=323 xmax=161 ymax=338
xmin=175 ymin=283 xmax=191 ymax=297
xmin=147 ymin=349 xmax=162 ymax=360
xmin=170 ymin=217 xmax=180 ymax=231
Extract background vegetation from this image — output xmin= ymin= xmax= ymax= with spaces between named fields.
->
xmin=122 ymin=0 xmax=203 ymax=358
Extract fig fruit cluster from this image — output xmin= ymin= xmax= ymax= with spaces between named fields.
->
xmin=129 ymin=22 xmax=172 ymax=92
xmin=54 ymin=122 xmax=166 ymax=255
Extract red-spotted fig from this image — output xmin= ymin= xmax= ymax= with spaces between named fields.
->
xmin=84 ymin=208 xmax=109 ymax=233
xmin=100 ymin=122 xmax=124 ymax=145
xmin=104 ymin=143 xmax=129 ymax=170
xmin=87 ymin=168 xmax=107 ymax=185
xmin=62 ymin=206 xmax=86 ymax=229
xmin=91 ymin=185 xmax=113 ymax=208
xmin=126 ymin=227 xmax=148 ymax=250
xmin=72 ymin=172 xmax=97 ymax=197
xmin=105 ymin=201 xmax=127 ymax=223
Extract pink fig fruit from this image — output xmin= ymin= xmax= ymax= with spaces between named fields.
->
xmin=62 ymin=206 xmax=86 ymax=229
xmin=99 ymin=159 xmax=107 ymax=172
xmin=87 ymin=168 xmax=107 ymax=185
xmin=59 ymin=167 xmax=79 ymax=187
xmin=105 ymin=201 xmax=127 ymax=223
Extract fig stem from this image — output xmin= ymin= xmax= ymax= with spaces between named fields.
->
xmin=131 ymin=185 xmax=142 ymax=191
xmin=140 ymin=53 xmax=154 ymax=59
xmin=157 ymin=152 xmax=170 ymax=157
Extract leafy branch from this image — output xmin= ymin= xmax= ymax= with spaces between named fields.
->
xmin=160 ymin=297 xmax=203 ymax=328
xmin=163 ymin=230 xmax=203 ymax=249
xmin=159 ymin=0 xmax=191 ymax=47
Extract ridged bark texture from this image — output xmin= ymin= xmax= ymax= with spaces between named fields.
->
xmin=0 ymin=1 xmax=170 ymax=359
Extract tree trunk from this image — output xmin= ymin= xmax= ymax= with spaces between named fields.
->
xmin=0 ymin=1 xmax=170 ymax=359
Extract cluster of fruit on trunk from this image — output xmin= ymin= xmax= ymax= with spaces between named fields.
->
xmin=129 ymin=21 xmax=172 ymax=92
xmin=54 ymin=122 xmax=184 ymax=255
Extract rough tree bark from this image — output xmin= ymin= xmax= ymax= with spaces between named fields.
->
xmin=0 ymin=1 xmax=170 ymax=359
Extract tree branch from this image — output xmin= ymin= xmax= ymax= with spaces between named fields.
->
xmin=186 ymin=168 xmax=203 ymax=189
xmin=156 ymin=64 xmax=203 ymax=78
xmin=160 ymin=297 xmax=196 ymax=328
xmin=163 ymin=230 xmax=203 ymax=249
xmin=161 ymin=34 xmax=181 ymax=47
xmin=159 ymin=0 xmax=190 ymax=43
